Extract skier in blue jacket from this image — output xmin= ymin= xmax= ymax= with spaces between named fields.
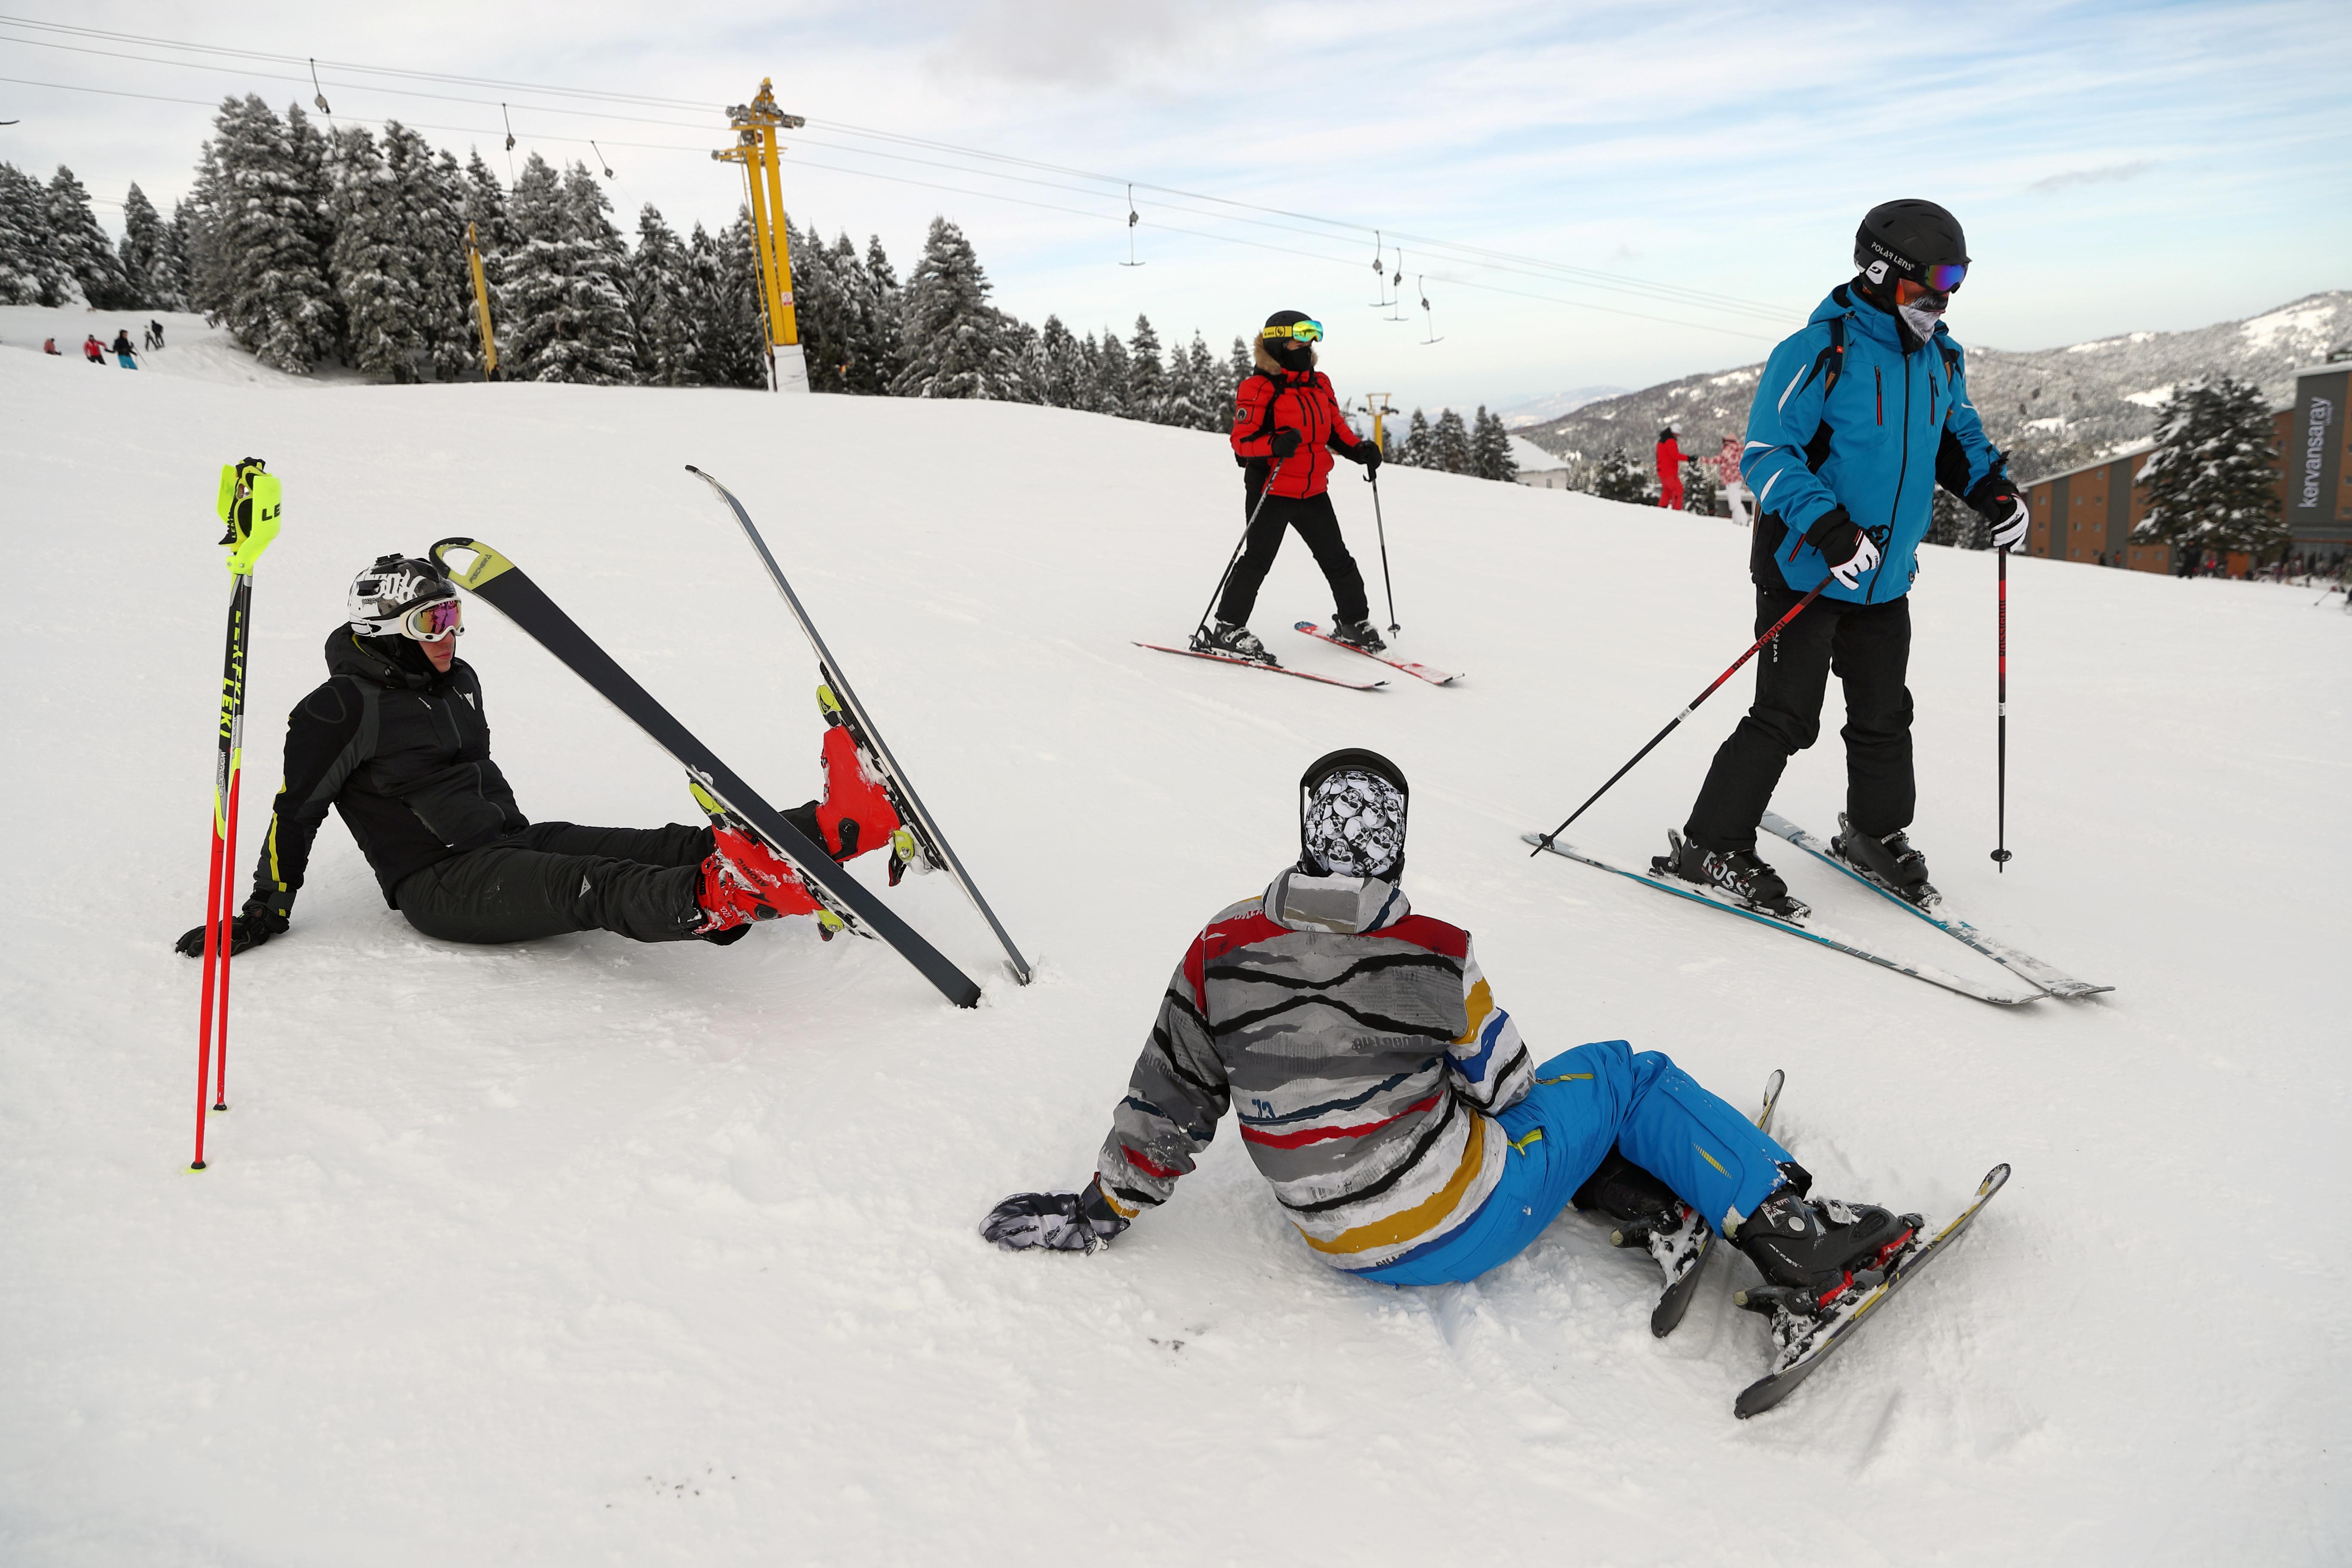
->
xmin=1662 ymin=200 xmax=2029 ymax=917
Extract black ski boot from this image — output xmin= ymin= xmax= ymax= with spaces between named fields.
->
xmin=1732 ymin=1182 xmax=1920 ymax=1318
xmin=1327 ymin=619 xmax=1388 ymax=653
xmin=1654 ymin=829 xmax=1809 ymax=919
xmin=1192 ymin=621 xmax=1274 ymax=663
xmin=1831 ymin=813 xmax=1939 ymax=907
xmin=1575 ymin=1148 xmax=1710 ymax=1301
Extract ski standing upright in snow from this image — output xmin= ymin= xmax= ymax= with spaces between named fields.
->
xmin=685 ymin=466 xmax=1032 ymax=986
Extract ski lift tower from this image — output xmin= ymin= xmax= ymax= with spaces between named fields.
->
xmin=712 ymin=79 xmax=811 ymax=393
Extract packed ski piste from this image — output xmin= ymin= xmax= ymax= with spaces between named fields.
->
xmin=156 ymin=200 xmax=2090 ymax=1431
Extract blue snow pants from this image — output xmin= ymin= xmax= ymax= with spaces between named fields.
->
xmin=1356 ymin=1041 xmax=1792 ymax=1286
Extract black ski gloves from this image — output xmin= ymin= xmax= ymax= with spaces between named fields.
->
xmin=175 ymin=899 xmax=289 ymax=957
xmin=1268 ymin=427 xmax=1304 ymax=459
xmin=1340 ymin=442 xmax=1382 ymax=475
xmin=1803 ymin=506 xmax=1865 ymax=566
xmin=980 ymin=1177 xmax=1131 ymax=1253
xmin=1966 ymin=477 xmax=2032 ymax=551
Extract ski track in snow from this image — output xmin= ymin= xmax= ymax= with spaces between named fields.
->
xmin=1 ymin=347 xmax=2346 ymax=1565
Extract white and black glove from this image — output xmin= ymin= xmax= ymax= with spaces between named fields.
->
xmin=980 ymin=1178 xmax=1130 ymax=1254
xmin=1989 ymin=494 xmax=2030 ymax=552
xmin=1804 ymin=508 xmax=1881 ymax=591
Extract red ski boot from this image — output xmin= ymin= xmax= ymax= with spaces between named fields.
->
xmin=814 ymin=694 xmax=904 ymax=863
xmin=695 ymin=821 xmax=825 ymax=935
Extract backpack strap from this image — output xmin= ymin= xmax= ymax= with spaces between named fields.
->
xmin=1801 ymin=315 xmax=1847 ymax=476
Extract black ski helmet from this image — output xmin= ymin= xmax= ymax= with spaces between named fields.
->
xmin=1298 ymin=747 xmax=1409 ymax=881
xmin=1853 ymin=199 xmax=1969 ymax=291
xmin=1262 ymin=308 xmax=1317 ymax=373
xmin=347 ymin=552 xmax=455 ymax=637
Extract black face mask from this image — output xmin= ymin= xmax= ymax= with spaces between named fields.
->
xmin=1267 ymin=339 xmax=1314 ymax=373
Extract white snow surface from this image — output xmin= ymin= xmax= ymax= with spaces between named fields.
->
xmin=3 ymin=345 xmax=2347 ymax=1565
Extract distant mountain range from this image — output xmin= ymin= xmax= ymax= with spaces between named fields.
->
xmin=1517 ymin=291 xmax=2352 ymax=484
xmin=1494 ymin=385 xmax=1631 ymax=428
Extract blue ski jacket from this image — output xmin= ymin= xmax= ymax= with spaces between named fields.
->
xmin=1740 ymin=285 xmax=2007 ymax=604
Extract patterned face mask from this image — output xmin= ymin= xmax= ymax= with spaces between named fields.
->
xmin=1302 ymin=769 xmax=1406 ymax=878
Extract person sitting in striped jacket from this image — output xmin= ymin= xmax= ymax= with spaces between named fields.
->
xmin=981 ymin=748 xmax=1913 ymax=1314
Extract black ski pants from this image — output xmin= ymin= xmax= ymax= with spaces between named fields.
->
xmin=1683 ymin=585 xmax=1914 ymax=854
xmin=395 ymin=821 xmax=712 ymax=945
xmin=1215 ymin=488 xmax=1370 ymax=628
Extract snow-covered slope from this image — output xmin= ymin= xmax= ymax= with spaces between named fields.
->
xmin=1523 ymin=289 xmax=2352 ymax=486
xmin=3 ymin=346 xmax=2346 ymax=1566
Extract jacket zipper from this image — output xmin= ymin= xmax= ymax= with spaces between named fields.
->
xmin=1874 ymin=353 xmax=1913 ymax=605
xmin=1874 ymin=366 xmax=1883 ymax=426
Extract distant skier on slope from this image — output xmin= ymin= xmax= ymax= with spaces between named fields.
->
xmin=1195 ymin=311 xmax=1385 ymax=662
xmin=111 ymin=329 xmax=138 ymax=369
xmin=980 ymin=750 xmax=1918 ymax=1329
xmin=1654 ymin=423 xmax=1693 ymax=508
xmin=1660 ymin=199 xmax=2027 ymax=918
xmin=175 ymin=553 xmax=908 ymax=958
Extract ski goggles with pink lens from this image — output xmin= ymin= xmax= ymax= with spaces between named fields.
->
xmin=401 ymin=597 xmax=462 ymax=640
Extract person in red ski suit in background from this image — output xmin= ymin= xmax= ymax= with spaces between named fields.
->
xmin=1198 ymin=309 xmax=1384 ymax=662
xmin=83 ymin=334 xmax=104 ymax=364
xmin=1654 ymin=423 xmax=1695 ymax=509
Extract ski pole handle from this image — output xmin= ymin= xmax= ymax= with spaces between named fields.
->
xmin=216 ymin=459 xmax=282 ymax=574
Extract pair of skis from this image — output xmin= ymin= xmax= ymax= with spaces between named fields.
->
xmin=1135 ymin=621 xmax=1461 ymax=690
xmin=1525 ymin=814 xmax=2107 ymax=1007
xmin=429 ymin=471 xmax=1029 ymax=1011
xmin=1620 ymin=1070 xmax=2010 ymax=1417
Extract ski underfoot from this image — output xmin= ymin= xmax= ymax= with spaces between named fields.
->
xmin=1292 ymin=623 xmax=1461 ymax=685
xmin=1758 ymin=812 xmax=2109 ymax=998
xmin=1521 ymin=832 xmax=2040 ymax=1006
xmin=1732 ymin=1163 xmax=2011 ymax=1418
xmin=1134 ymin=641 xmax=1386 ymax=690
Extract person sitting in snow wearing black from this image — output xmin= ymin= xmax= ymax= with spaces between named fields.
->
xmin=176 ymin=551 xmax=914 ymax=957
xmin=1194 ymin=311 xmax=1385 ymax=663
xmin=981 ymin=749 xmax=1930 ymax=1361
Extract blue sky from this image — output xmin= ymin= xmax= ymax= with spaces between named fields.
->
xmin=5 ymin=0 xmax=2346 ymax=412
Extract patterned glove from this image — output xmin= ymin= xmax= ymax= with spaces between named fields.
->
xmin=1989 ymin=495 xmax=2030 ymax=552
xmin=980 ymin=1177 xmax=1130 ymax=1253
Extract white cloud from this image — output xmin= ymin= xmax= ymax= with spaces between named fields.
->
xmin=2027 ymin=160 xmax=2157 ymax=194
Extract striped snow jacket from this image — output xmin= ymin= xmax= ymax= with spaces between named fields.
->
xmin=1093 ymin=870 xmax=1534 ymax=1274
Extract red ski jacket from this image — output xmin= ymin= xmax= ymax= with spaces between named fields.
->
xmin=1654 ymin=434 xmax=1691 ymax=479
xmin=1231 ymin=368 xmax=1368 ymax=499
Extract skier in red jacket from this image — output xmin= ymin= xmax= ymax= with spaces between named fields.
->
xmin=1655 ymin=423 xmax=1694 ymax=509
xmin=1197 ymin=310 xmax=1383 ymax=662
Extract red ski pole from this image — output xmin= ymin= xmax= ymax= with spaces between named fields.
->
xmin=1531 ymin=582 xmax=1827 ymax=854
xmin=191 ymin=460 xmax=279 ymax=1170
xmin=1991 ymin=547 xmax=2012 ymax=870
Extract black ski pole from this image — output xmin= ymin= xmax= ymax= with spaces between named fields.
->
xmin=1530 ymin=582 xmax=1826 ymax=856
xmin=1192 ymin=458 xmax=1285 ymax=641
xmin=1991 ymin=546 xmax=2013 ymax=870
xmin=1367 ymin=468 xmax=1399 ymax=634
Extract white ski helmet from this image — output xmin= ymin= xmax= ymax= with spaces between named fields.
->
xmin=348 ymin=553 xmax=459 ymax=638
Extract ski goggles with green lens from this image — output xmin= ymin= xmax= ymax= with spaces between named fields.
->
xmin=401 ymin=597 xmax=462 ymax=640
xmin=1261 ymin=319 xmax=1323 ymax=343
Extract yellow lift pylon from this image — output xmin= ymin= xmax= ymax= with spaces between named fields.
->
xmin=713 ymin=78 xmax=810 ymax=393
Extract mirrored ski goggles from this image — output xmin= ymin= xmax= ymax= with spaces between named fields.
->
xmin=400 ymin=597 xmax=462 ymax=640
xmin=1907 ymin=261 xmax=1966 ymax=294
xmin=1261 ymin=319 xmax=1323 ymax=343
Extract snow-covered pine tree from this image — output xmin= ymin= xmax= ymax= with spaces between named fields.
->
xmin=407 ymin=141 xmax=475 ymax=380
xmin=196 ymin=96 xmax=340 ymax=371
xmin=1590 ymin=446 xmax=1651 ymax=503
xmin=46 ymin=166 xmax=134 ymax=309
xmin=1470 ymin=406 xmax=1516 ymax=482
xmin=162 ymin=199 xmax=197 ymax=310
xmin=686 ymin=217 xmax=767 ymax=389
xmin=325 ymin=125 xmax=420 ymax=380
xmin=117 ymin=184 xmax=184 ymax=309
xmin=1229 ymin=335 xmax=1251 ymax=387
xmin=1174 ymin=332 xmax=1219 ymax=430
xmin=1035 ymin=315 xmax=1084 ymax=408
xmin=498 ymin=155 xmax=637 ymax=384
xmin=0 ymin=163 xmax=54 ymax=305
xmin=1400 ymin=408 xmax=1431 ymax=468
xmin=1429 ymin=408 xmax=1471 ymax=473
xmin=2134 ymin=375 xmax=2284 ymax=560
xmin=1927 ymin=487 xmax=1985 ymax=548
xmin=850 ymin=234 xmax=904 ymax=393
xmin=1092 ymin=330 xmax=1131 ymax=417
xmin=997 ymin=314 xmax=1045 ymax=404
xmin=891 ymin=217 xmax=1015 ymax=400
xmin=1127 ymin=314 xmax=1166 ymax=423
xmin=784 ymin=218 xmax=847 ymax=391
xmin=629 ymin=205 xmax=698 ymax=386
